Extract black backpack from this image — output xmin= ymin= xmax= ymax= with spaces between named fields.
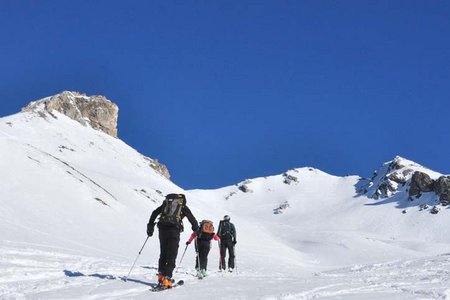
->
xmin=219 ymin=220 xmax=233 ymax=239
xmin=158 ymin=194 xmax=186 ymax=227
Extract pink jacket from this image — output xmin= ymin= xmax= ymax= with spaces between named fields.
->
xmin=187 ymin=231 xmax=220 ymax=243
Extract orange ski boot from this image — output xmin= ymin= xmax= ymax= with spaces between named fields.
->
xmin=161 ymin=276 xmax=174 ymax=288
xmin=157 ymin=273 xmax=164 ymax=284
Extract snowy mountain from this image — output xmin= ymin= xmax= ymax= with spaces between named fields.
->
xmin=1 ymin=92 xmax=450 ymax=299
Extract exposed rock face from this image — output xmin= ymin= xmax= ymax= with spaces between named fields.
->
xmin=238 ymin=180 xmax=253 ymax=193
xmin=409 ymin=171 xmax=434 ymax=197
xmin=408 ymin=172 xmax=450 ymax=205
xmin=362 ymin=156 xmax=411 ymax=199
xmin=150 ymin=161 xmax=170 ymax=179
xmin=433 ymin=176 xmax=450 ymax=205
xmin=273 ymin=201 xmax=290 ymax=214
xmin=282 ymin=173 xmax=299 ymax=185
xmin=434 ymin=176 xmax=450 ymax=195
xmin=23 ymin=91 xmax=119 ymax=137
xmin=143 ymin=157 xmax=171 ymax=179
xmin=361 ymin=156 xmax=450 ymax=207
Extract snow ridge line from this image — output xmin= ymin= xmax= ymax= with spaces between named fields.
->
xmin=26 ymin=143 xmax=118 ymax=202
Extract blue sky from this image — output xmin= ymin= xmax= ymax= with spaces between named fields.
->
xmin=1 ymin=1 xmax=449 ymax=189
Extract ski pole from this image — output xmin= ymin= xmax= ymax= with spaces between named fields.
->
xmin=178 ymin=243 xmax=189 ymax=266
xmin=124 ymin=236 xmax=149 ymax=281
xmin=233 ymin=244 xmax=237 ymax=273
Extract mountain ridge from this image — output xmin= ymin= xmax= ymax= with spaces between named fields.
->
xmin=3 ymin=92 xmax=450 ymax=211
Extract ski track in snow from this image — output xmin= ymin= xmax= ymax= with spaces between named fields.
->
xmin=268 ymin=255 xmax=450 ymax=300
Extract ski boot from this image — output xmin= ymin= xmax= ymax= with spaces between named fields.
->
xmin=197 ymin=269 xmax=207 ymax=279
xmin=161 ymin=276 xmax=174 ymax=288
xmin=201 ymin=269 xmax=207 ymax=277
xmin=157 ymin=273 xmax=164 ymax=284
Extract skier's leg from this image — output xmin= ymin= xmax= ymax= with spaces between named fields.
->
xmin=194 ymin=239 xmax=199 ymax=270
xmin=158 ymin=229 xmax=168 ymax=275
xmin=220 ymin=243 xmax=227 ymax=269
xmin=228 ymin=241 xmax=235 ymax=269
xmin=199 ymin=240 xmax=210 ymax=270
xmin=204 ymin=242 xmax=211 ymax=270
xmin=165 ymin=229 xmax=180 ymax=278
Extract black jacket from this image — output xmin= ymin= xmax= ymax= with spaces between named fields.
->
xmin=217 ymin=220 xmax=236 ymax=241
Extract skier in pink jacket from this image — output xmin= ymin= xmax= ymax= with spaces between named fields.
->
xmin=186 ymin=220 xmax=220 ymax=277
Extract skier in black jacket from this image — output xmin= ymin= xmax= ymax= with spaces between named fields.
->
xmin=217 ymin=215 xmax=237 ymax=272
xmin=147 ymin=193 xmax=198 ymax=288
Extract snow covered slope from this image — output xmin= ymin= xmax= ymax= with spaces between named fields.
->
xmin=0 ymin=97 xmax=187 ymax=260
xmin=192 ymin=162 xmax=450 ymax=269
xmin=1 ymin=95 xmax=450 ymax=299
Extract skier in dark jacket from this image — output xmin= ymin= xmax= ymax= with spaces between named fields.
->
xmin=186 ymin=220 xmax=220 ymax=278
xmin=217 ymin=215 xmax=237 ymax=272
xmin=147 ymin=193 xmax=198 ymax=288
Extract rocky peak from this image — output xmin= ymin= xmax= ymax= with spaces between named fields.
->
xmin=359 ymin=156 xmax=441 ymax=199
xmin=22 ymin=91 xmax=172 ymax=180
xmin=23 ymin=91 xmax=119 ymax=138
xmin=359 ymin=156 xmax=450 ymax=207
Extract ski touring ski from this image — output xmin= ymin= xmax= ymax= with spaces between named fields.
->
xmin=150 ymin=280 xmax=184 ymax=292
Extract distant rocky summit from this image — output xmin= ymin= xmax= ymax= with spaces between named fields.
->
xmin=359 ymin=156 xmax=450 ymax=207
xmin=23 ymin=91 xmax=119 ymax=138
xmin=22 ymin=91 xmax=171 ymax=179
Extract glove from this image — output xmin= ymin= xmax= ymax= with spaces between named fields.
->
xmin=186 ymin=241 xmax=190 ymax=246
xmin=192 ymin=225 xmax=199 ymax=232
xmin=233 ymin=240 xmax=237 ymax=245
xmin=147 ymin=223 xmax=154 ymax=237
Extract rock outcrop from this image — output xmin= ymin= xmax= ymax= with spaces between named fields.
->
xmin=434 ymin=176 xmax=450 ymax=205
xmin=409 ymin=171 xmax=434 ymax=197
xmin=23 ymin=91 xmax=119 ymax=137
xmin=282 ymin=172 xmax=299 ymax=185
xmin=238 ymin=180 xmax=253 ymax=193
xmin=361 ymin=156 xmax=412 ymax=199
xmin=143 ymin=157 xmax=171 ymax=179
xmin=361 ymin=156 xmax=450 ymax=206
xmin=407 ymin=171 xmax=450 ymax=205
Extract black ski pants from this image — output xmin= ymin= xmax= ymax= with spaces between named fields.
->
xmin=220 ymin=239 xmax=235 ymax=269
xmin=158 ymin=227 xmax=180 ymax=278
xmin=195 ymin=239 xmax=211 ymax=270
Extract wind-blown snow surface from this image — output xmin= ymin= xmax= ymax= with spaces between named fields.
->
xmin=1 ymin=109 xmax=450 ymax=299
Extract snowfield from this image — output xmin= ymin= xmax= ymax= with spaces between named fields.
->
xmin=1 ymin=107 xmax=450 ymax=299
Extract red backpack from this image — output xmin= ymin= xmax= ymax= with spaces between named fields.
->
xmin=198 ymin=220 xmax=214 ymax=240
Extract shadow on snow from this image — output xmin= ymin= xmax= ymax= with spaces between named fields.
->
xmin=63 ymin=269 xmax=157 ymax=288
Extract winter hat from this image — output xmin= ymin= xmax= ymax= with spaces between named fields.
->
xmin=223 ymin=215 xmax=230 ymax=221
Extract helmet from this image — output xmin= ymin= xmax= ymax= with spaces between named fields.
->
xmin=223 ymin=215 xmax=230 ymax=221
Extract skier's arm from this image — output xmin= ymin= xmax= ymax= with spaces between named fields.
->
xmin=182 ymin=206 xmax=199 ymax=231
xmin=187 ymin=232 xmax=197 ymax=244
xmin=231 ymin=223 xmax=237 ymax=242
xmin=217 ymin=221 xmax=223 ymax=238
xmin=148 ymin=204 xmax=163 ymax=225
xmin=146 ymin=204 xmax=163 ymax=236
xmin=213 ymin=234 xmax=220 ymax=241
